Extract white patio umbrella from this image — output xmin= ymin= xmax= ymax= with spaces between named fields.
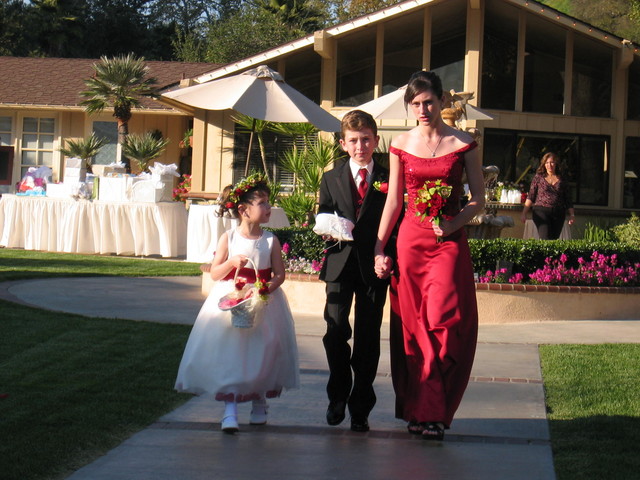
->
xmin=354 ymin=85 xmax=495 ymax=122
xmin=162 ymin=65 xmax=341 ymax=177
xmin=163 ymin=65 xmax=340 ymax=131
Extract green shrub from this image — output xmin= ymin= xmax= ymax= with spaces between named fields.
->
xmin=469 ymin=238 xmax=640 ymax=278
xmin=612 ymin=213 xmax=640 ymax=245
xmin=583 ymin=222 xmax=615 ymax=242
xmin=269 ymin=226 xmax=325 ymax=261
xmin=268 ymin=230 xmax=640 ymax=281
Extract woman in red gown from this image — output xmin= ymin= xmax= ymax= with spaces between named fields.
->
xmin=374 ymin=71 xmax=485 ymax=440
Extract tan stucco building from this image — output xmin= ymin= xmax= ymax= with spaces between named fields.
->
xmin=163 ymin=0 xmax=640 ymax=220
xmin=1 ymin=0 xmax=639 ymax=222
xmin=0 ymin=57 xmax=220 ymax=193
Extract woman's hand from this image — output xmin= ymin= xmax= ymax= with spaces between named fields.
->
xmin=374 ymin=254 xmax=393 ymax=279
xmin=432 ymin=218 xmax=455 ymax=239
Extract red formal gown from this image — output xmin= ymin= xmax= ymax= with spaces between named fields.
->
xmin=389 ymin=143 xmax=478 ymax=428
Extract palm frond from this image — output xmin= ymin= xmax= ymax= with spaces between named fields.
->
xmin=121 ymin=133 xmax=170 ymax=172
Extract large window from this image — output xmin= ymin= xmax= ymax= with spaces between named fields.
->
xmin=92 ymin=121 xmax=118 ymax=165
xmin=282 ymin=51 xmax=322 ymax=105
xmin=21 ymin=116 xmax=54 ymax=178
xmin=430 ymin=0 xmax=467 ymax=93
xmin=383 ymin=13 xmax=424 ymax=93
xmin=483 ymin=128 xmax=610 ymax=206
xmin=624 ymin=137 xmax=640 ymax=209
xmin=336 ymin=29 xmax=377 ymax=107
xmin=1 ymin=116 xmax=14 ymax=189
xmin=481 ymin=0 xmax=518 ymax=110
xmin=572 ymin=34 xmax=612 ymax=117
xmin=627 ymin=59 xmax=640 ymax=120
xmin=523 ymin=15 xmax=565 ymax=114
xmin=0 ymin=146 xmax=13 ymax=186
xmin=232 ymin=128 xmax=318 ymax=191
xmin=0 ymin=116 xmax=11 ymax=146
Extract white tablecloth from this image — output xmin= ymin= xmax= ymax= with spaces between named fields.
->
xmin=0 ymin=194 xmax=187 ymax=257
xmin=523 ymin=219 xmax=571 ymax=240
xmin=186 ymin=204 xmax=290 ymax=263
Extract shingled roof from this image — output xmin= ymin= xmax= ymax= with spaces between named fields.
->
xmin=0 ymin=56 xmax=222 ymax=111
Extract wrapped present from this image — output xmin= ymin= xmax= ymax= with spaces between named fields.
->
xmin=46 ymin=183 xmax=71 ymax=198
xmin=64 ymin=157 xmax=86 ymax=182
xmin=98 ymin=176 xmax=134 ymax=202
xmin=18 ymin=166 xmax=52 ymax=192
xmin=95 ymin=162 xmax=127 ymax=177
xmin=130 ymin=178 xmax=173 ymax=203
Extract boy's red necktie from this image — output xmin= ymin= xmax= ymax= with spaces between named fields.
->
xmin=357 ymin=168 xmax=368 ymax=200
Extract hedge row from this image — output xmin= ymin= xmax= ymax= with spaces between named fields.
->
xmin=469 ymin=238 xmax=640 ymax=276
xmin=269 ymin=227 xmax=640 ymax=277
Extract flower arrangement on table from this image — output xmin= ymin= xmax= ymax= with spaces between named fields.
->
xmin=173 ymin=174 xmax=191 ymax=203
xmin=415 ymin=179 xmax=452 ymax=242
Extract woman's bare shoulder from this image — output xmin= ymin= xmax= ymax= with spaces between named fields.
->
xmin=390 ymin=129 xmax=418 ymax=150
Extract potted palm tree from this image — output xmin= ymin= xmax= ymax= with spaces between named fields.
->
xmin=80 ymin=54 xmax=158 ymax=171
xmin=121 ymin=132 xmax=170 ymax=173
xmin=59 ymin=133 xmax=107 ymax=174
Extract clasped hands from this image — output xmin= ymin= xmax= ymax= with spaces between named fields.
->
xmin=374 ymin=254 xmax=393 ymax=279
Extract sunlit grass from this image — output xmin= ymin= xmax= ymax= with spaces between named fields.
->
xmin=540 ymin=344 xmax=640 ymax=480
xmin=0 ymin=249 xmax=201 ymax=282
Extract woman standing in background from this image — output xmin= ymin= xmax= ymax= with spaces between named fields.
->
xmin=521 ymin=152 xmax=575 ymax=240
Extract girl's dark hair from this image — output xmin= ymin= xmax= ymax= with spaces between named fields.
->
xmin=404 ymin=70 xmax=444 ymax=105
xmin=217 ymin=176 xmax=270 ymax=218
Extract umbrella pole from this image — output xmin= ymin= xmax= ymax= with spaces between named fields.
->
xmin=244 ymin=122 xmax=255 ymax=177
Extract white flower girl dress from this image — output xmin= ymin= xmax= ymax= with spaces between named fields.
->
xmin=175 ymin=229 xmax=299 ymax=401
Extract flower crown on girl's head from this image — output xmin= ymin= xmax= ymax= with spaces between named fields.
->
xmin=222 ymin=172 xmax=268 ymax=210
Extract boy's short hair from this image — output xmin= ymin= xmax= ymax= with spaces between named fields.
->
xmin=340 ymin=110 xmax=378 ymax=138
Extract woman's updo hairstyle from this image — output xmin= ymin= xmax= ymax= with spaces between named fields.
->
xmin=217 ymin=172 xmax=270 ymax=218
xmin=404 ymin=70 xmax=444 ymax=106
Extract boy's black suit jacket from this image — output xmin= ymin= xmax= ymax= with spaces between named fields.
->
xmin=318 ymin=160 xmax=396 ymax=287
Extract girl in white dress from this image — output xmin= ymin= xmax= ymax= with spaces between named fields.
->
xmin=175 ymin=174 xmax=299 ymax=433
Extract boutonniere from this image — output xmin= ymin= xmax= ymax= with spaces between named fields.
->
xmin=373 ymin=181 xmax=389 ymax=194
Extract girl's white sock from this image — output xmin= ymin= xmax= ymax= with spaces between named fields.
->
xmin=224 ymin=401 xmax=237 ymax=417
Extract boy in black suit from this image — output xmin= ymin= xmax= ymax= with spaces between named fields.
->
xmin=318 ymin=110 xmax=395 ymax=432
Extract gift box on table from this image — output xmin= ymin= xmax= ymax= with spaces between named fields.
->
xmin=98 ymin=176 xmax=133 ymax=202
xmin=130 ymin=176 xmax=174 ymax=203
xmin=64 ymin=157 xmax=87 ymax=182
xmin=46 ymin=183 xmax=71 ymax=198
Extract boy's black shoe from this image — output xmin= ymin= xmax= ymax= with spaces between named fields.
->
xmin=350 ymin=416 xmax=370 ymax=432
xmin=326 ymin=401 xmax=346 ymax=426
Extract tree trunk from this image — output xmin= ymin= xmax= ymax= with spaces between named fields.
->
xmin=117 ymin=119 xmax=131 ymax=172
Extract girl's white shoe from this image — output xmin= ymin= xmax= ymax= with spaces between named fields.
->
xmin=221 ymin=414 xmax=239 ymax=433
xmin=222 ymin=401 xmax=239 ymax=433
xmin=249 ymin=399 xmax=268 ymax=425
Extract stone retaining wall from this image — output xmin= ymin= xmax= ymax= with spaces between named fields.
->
xmin=201 ymin=274 xmax=640 ymax=323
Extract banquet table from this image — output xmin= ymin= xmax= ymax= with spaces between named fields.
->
xmin=0 ymin=194 xmax=188 ymax=258
xmin=523 ymin=219 xmax=571 ymax=240
xmin=186 ymin=204 xmax=290 ymax=263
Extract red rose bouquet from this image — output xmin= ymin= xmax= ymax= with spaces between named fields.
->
xmin=254 ymin=276 xmax=270 ymax=301
xmin=415 ymin=179 xmax=453 ymax=241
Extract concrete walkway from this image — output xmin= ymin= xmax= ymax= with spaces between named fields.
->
xmin=4 ymin=276 xmax=640 ymax=480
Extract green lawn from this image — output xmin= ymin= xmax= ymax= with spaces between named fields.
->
xmin=0 ymin=300 xmax=192 ymax=480
xmin=540 ymin=344 xmax=640 ymax=480
xmin=1 ymin=249 xmax=639 ymax=479
xmin=0 ymin=248 xmax=201 ymax=282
